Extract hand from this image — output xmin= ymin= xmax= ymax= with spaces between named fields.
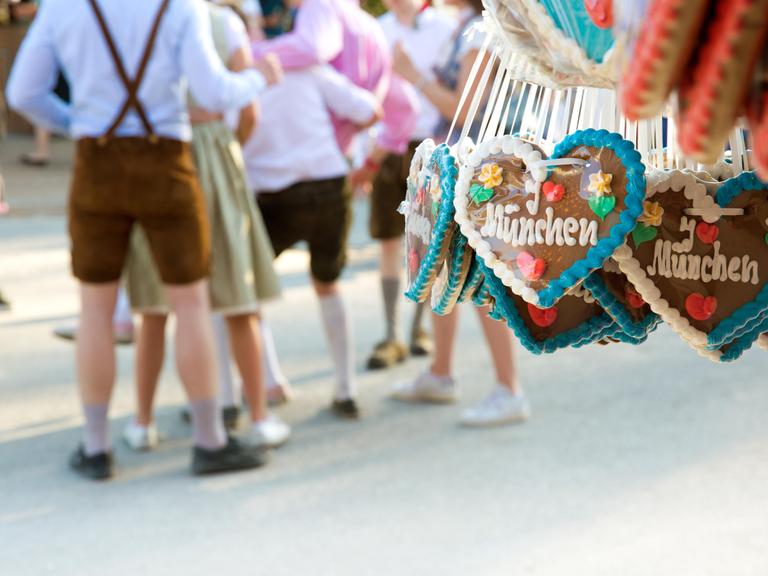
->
xmin=348 ymin=165 xmax=377 ymax=195
xmin=255 ymin=53 xmax=283 ymax=86
xmin=392 ymin=42 xmax=420 ymax=85
xmin=357 ymin=102 xmax=384 ymax=131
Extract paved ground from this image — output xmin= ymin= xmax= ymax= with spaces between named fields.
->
xmin=2 ymin=136 xmax=768 ymax=575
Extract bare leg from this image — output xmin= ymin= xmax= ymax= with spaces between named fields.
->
xmin=430 ymin=308 xmax=460 ymax=378
xmin=134 ymin=313 xmax=167 ymax=426
xmin=475 ymin=306 xmax=518 ymax=394
xmin=165 ymin=281 xmax=218 ymax=401
xmin=34 ymin=127 xmax=50 ymax=160
xmin=77 ymin=282 xmax=118 ymax=454
xmin=77 ymin=282 xmax=118 ymax=405
xmin=225 ymin=314 xmax=267 ymax=423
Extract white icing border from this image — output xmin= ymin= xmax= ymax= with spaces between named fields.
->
xmin=613 ymin=169 xmax=725 ymax=354
xmin=454 ymin=135 xmax=547 ymax=305
xmin=408 ymin=139 xmax=437 ymax=187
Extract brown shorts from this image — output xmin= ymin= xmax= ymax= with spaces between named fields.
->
xmin=369 ymin=140 xmax=420 ymax=240
xmin=69 ymin=137 xmax=209 ymax=284
xmin=257 ymin=177 xmax=350 ymax=283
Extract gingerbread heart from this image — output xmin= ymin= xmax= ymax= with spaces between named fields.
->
xmin=614 ymin=169 xmax=768 ymax=358
xmin=582 ymin=260 xmax=660 ymax=339
xmin=431 ymin=231 xmax=475 ymax=316
xmin=455 ymin=129 xmax=646 ymax=309
xmin=481 ymin=262 xmax=618 ymax=354
xmin=404 ymin=141 xmax=459 ymax=303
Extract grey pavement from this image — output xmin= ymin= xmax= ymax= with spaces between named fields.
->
xmin=2 ymin=136 xmax=768 ymax=575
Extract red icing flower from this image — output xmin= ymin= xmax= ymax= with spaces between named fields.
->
xmin=584 ymin=0 xmax=613 ymax=29
xmin=408 ymin=249 xmax=420 ymax=274
xmin=695 ymin=221 xmax=719 ymax=244
xmin=542 ymin=181 xmax=565 ymax=202
xmin=517 ymin=251 xmax=547 ymax=281
xmin=685 ymin=293 xmax=717 ymax=321
xmin=527 ymin=303 xmax=558 ymax=328
xmin=625 ymin=285 xmax=645 ymax=309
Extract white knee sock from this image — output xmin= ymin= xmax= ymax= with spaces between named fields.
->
xmin=112 ymin=287 xmax=132 ymax=328
xmin=318 ymin=293 xmax=356 ymax=400
xmin=212 ymin=314 xmax=239 ymax=408
xmin=260 ymin=319 xmax=288 ymax=389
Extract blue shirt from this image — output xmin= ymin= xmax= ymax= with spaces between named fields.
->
xmin=6 ymin=0 xmax=266 ymax=141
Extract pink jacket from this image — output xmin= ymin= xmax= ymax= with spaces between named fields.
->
xmin=252 ymin=0 xmax=419 ymax=153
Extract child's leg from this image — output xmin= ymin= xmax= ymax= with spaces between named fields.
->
xmin=314 ymin=280 xmax=356 ymax=401
xmin=134 ymin=313 xmax=167 ymax=426
xmin=76 ymin=282 xmax=119 ymax=455
xmin=165 ymin=280 xmax=226 ymax=450
xmin=475 ymin=306 xmax=519 ymax=394
xmin=212 ymin=313 xmax=239 ymax=409
xmin=431 ymin=308 xmax=460 ymax=378
xmin=225 ymin=313 xmax=267 ymax=423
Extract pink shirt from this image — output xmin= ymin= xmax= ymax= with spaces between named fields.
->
xmin=252 ymin=0 xmax=418 ymax=153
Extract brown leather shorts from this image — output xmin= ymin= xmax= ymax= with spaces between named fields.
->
xmin=69 ymin=137 xmax=209 ymax=284
xmin=369 ymin=140 xmax=420 ymax=240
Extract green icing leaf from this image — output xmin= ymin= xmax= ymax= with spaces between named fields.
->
xmin=588 ymin=195 xmax=616 ymax=221
xmin=632 ymin=222 xmax=657 ymax=247
xmin=470 ymin=183 xmax=494 ymax=205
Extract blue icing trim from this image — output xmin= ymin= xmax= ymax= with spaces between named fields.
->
xmin=582 ymin=271 xmax=660 ymax=339
xmin=458 ymin=254 xmax=484 ymax=303
xmin=472 ymin=281 xmax=493 ymax=308
xmin=405 ymin=144 xmax=460 ymax=303
xmin=718 ymin=314 xmax=768 ymax=362
xmin=481 ymin=262 xmax=615 ymax=355
xmin=538 ymin=0 xmax=614 ymax=63
xmin=531 ymin=129 xmax=646 ymax=308
xmin=703 ymin=171 xmax=768 ymax=348
xmin=432 ymin=232 xmax=473 ymax=316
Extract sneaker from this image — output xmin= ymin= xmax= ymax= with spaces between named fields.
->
xmin=53 ymin=323 xmax=135 ymax=345
xmin=367 ymin=340 xmax=408 ymax=370
xmin=459 ymin=386 xmax=530 ymax=427
xmin=267 ymin=382 xmax=293 ymax=407
xmin=191 ymin=436 xmax=268 ymax=475
xmin=410 ymin=328 xmax=433 ymax=357
xmin=391 ymin=371 xmax=457 ymax=404
xmin=69 ymin=445 xmax=113 ymax=481
xmin=331 ymin=398 xmax=360 ymax=419
xmin=249 ymin=413 xmax=291 ymax=448
xmin=122 ymin=421 xmax=159 ymax=451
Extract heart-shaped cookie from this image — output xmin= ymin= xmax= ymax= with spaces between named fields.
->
xmin=455 ymin=129 xmax=646 ymax=309
xmin=614 ymin=169 xmax=768 ymax=357
xmin=457 ymin=254 xmax=485 ymax=304
xmin=431 ymin=231 xmax=475 ymax=316
xmin=582 ymin=261 xmax=661 ymax=339
xmin=481 ymin=262 xmax=618 ymax=354
xmin=404 ymin=141 xmax=459 ymax=303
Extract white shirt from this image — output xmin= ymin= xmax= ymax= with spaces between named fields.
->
xmin=244 ymin=67 xmax=378 ymax=193
xmin=6 ymin=0 xmax=266 ymax=141
xmin=378 ymin=8 xmax=455 ymax=140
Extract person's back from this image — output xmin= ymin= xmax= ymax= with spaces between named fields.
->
xmin=244 ymin=66 xmax=378 ymax=192
xmin=6 ymin=0 xmax=274 ymax=481
xmin=8 ymin=0 xmax=267 ymax=141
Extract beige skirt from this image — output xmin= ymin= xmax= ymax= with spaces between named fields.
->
xmin=125 ymin=121 xmax=280 ymax=314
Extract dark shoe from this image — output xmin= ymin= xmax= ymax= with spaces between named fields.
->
xmin=69 ymin=445 xmax=113 ymax=481
xmin=331 ymin=398 xmax=360 ymax=420
xmin=0 ymin=290 xmax=10 ymax=312
xmin=410 ymin=328 xmax=433 ymax=357
xmin=366 ymin=340 xmax=408 ymax=370
xmin=192 ymin=436 xmax=268 ymax=475
xmin=19 ymin=153 xmax=49 ymax=167
xmin=181 ymin=405 xmax=241 ymax=431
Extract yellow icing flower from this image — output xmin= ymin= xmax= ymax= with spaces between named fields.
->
xmin=478 ymin=163 xmax=503 ymax=189
xmin=587 ymin=171 xmax=613 ymax=197
xmin=638 ymin=200 xmax=664 ymax=227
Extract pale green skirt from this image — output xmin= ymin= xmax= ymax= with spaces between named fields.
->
xmin=125 ymin=122 xmax=280 ymax=314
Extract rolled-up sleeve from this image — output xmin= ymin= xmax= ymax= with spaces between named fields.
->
xmin=6 ymin=6 xmax=71 ymax=134
xmin=181 ymin=0 xmax=266 ymax=112
xmin=251 ymin=0 xmax=342 ymax=70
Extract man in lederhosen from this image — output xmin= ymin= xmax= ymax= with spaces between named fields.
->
xmin=7 ymin=0 xmax=281 ymax=480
